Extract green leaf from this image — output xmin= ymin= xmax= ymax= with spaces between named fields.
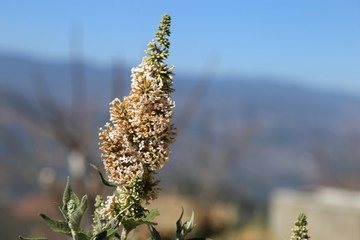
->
xmin=122 ymin=218 xmax=155 ymax=233
xmin=92 ymin=228 xmax=119 ymax=240
xmin=62 ymin=177 xmax=80 ymax=218
xmin=122 ymin=209 xmax=160 ymax=233
xmin=184 ymin=212 xmax=195 ymax=233
xmin=62 ymin=177 xmax=71 ymax=215
xmin=39 ymin=213 xmax=71 ymax=234
xmin=176 ymin=207 xmax=184 ymax=235
xmin=176 ymin=208 xmax=195 ymax=240
xmin=144 ymin=209 xmax=160 ymax=222
xmin=19 ymin=237 xmax=48 ymax=240
xmin=77 ymin=231 xmax=91 ymax=240
xmin=68 ymin=195 xmax=88 ymax=232
xmin=148 ymin=224 xmax=162 ymax=240
xmin=91 ymin=164 xmax=117 ymax=187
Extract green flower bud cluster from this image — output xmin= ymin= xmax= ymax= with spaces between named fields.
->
xmin=290 ymin=213 xmax=311 ymax=240
xmin=144 ymin=14 xmax=174 ymax=94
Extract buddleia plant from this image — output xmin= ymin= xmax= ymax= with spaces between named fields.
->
xmin=20 ymin=14 xmax=212 ymax=240
xmin=290 ymin=213 xmax=311 ymax=240
xmin=96 ymin=13 xmax=176 ymax=238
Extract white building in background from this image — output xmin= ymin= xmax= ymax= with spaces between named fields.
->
xmin=270 ymin=188 xmax=360 ymax=240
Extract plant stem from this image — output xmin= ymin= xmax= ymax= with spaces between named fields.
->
xmin=71 ymin=229 xmax=78 ymax=240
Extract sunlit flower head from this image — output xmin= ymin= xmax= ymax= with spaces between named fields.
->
xmin=99 ymin=14 xmax=176 ymax=217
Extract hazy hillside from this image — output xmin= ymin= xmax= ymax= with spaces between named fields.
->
xmin=1 ymin=52 xmax=360 ymax=204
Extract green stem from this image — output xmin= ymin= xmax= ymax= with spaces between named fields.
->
xmin=71 ymin=229 xmax=78 ymax=240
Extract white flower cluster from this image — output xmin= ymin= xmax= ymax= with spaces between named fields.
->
xmin=98 ymin=14 xmax=175 ymax=220
xmin=99 ymin=60 xmax=175 ymax=203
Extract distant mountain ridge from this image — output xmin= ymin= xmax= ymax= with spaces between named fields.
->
xmin=1 ymin=52 xmax=360 ymax=203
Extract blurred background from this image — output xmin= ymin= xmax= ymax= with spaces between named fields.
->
xmin=1 ymin=1 xmax=360 ymax=239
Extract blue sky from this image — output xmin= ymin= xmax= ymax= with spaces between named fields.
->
xmin=1 ymin=0 xmax=360 ymax=93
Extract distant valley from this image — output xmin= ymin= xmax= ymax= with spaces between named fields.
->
xmin=1 ymin=52 xmax=360 ymax=204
